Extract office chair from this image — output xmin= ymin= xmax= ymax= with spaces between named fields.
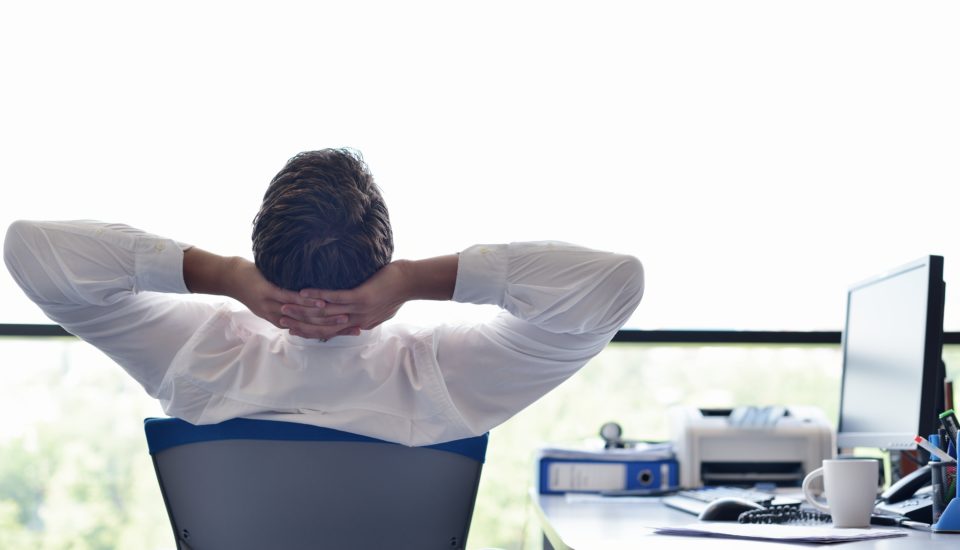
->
xmin=144 ymin=417 xmax=488 ymax=550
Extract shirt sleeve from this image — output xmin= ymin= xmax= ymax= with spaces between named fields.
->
xmin=438 ymin=241 xmax=644 ymax=435
xmin=3 ymin=219 xmax=218 ymax=397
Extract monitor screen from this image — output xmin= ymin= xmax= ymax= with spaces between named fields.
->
xmin=836 ymin=256 xmax=945 ymax=451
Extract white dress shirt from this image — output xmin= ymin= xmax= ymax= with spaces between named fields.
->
xmin=4 ymin=220 xmax=644 ymax=445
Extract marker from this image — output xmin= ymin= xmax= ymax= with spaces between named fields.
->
xmin=930 ymin=434 xmax=943 ymax=461
xmin=939 ymin=410 xmax=960 ymax=448
xmin=915 ymin=435 xmax=957 ymax=463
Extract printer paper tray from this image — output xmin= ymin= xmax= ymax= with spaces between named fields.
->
xmin=701 ymin=462 xmax=804 ymax=487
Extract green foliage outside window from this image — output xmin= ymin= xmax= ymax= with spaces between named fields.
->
xmin=1 ymin=337 xmax=958 ymax=549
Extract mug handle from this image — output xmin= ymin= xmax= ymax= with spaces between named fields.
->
xmin=802 ymin=467 xmax=831 ymax=513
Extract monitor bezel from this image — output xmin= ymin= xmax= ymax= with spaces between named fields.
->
xmin=836 ymin=255 xmax=945 ymax=451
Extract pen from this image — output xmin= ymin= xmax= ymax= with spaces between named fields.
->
xmin=939 ymin=409 xmax=960 ymax=448
xmin=870 ymin=513 xmax=932 ymax=530
xmin=949 ymin=465 xmax=957 ymax=500
xmin=946 ymin=379 xmax=955 ymax=412
xmin=915 ymin=435 xmax=957 ymax=463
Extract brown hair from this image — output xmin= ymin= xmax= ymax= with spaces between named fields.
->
xmin=252 ymin=149 xmax=393 ymax=290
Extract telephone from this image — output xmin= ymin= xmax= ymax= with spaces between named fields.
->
xmin=875 ymin=465 xmax=933 ymax=523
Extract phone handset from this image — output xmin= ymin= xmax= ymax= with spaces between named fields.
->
xmin=881 ymin=464 xmax=932 ymax=504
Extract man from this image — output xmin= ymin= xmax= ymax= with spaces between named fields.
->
xmin=4 ymin=149 xmax=643 ymax=446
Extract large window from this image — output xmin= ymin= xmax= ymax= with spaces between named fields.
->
xmin=2 ymin=1 xmax=959 ymax=330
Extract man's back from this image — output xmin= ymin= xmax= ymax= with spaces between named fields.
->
xmin=156 ymin=306 xmax=469 ymax=445
xmin=5 ymin=220 xmax=643 ymax=445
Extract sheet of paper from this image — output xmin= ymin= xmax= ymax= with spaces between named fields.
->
xmin=653 ymin=523 xmax=908 ymax=543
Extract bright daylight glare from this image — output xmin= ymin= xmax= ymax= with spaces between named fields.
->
xmin=2 ymin=1 xmax=958 ymax=332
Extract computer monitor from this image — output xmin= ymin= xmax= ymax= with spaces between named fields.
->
xmin=836 ymin=255 xmax=945 ymax=451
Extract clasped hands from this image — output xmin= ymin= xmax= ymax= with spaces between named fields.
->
xmin=235 ymin=259 xmax=408 ymax=341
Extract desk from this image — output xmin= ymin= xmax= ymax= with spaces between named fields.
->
xmin=532 ymin=491 xmax=959 ymax=549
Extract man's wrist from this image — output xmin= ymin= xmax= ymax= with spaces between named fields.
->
xmin=390 ymin=259 xmax=416 ymax=303
xmin=219 ymin=256 xmax=254 ymax=300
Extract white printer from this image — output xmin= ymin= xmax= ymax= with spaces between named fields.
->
xmin=669 ymin=405 xmax=835 ymax=488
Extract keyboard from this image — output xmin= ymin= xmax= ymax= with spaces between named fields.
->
xmin=662 ymin=486 xmax=800 ymax=516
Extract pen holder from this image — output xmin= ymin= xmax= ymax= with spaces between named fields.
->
xmin=934 ymin=498 xmax=960 ymax=533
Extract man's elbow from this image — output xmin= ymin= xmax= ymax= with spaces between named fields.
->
xmin=4 ymin=220 xmax=62 ymax=307
xmin=3 ymin=220 xmax=34 ymax=285
xmin=615 ymin=254 xmax=645 ymax=306
xmin=597 ymin=254 xmax=644 ymax=334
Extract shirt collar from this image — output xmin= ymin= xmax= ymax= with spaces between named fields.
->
xmin=282 ymin=325 xmax=382 ymax=348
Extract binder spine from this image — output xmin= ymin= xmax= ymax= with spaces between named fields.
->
xmin=538 ymin=457 xmax=679 ymax=495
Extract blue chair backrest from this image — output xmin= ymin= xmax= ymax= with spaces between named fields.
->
xmin=145 ymin=417 xmax=488 ymax=550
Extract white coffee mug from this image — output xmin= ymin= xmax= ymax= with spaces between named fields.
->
xmin=802 ymin=459 xmax=878 ymax=528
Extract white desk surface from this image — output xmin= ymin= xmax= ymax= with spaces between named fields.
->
xmin=532 ymin=491 xmax=960 ymax=550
